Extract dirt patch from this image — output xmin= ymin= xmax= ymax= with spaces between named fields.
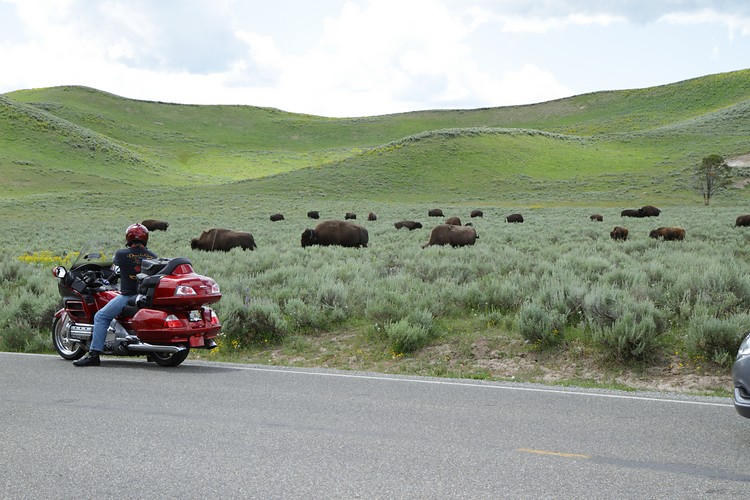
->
xmin=233 ymin=333 xmax=734 ymax=396
xmin=727 ymin=153 xmax=750 ymax=167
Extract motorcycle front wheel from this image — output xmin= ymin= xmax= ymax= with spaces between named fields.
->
xmin=150 ymin=347 xmax=190 ymax=367
xmin=52 ymin=315 xmax=86 ymax=360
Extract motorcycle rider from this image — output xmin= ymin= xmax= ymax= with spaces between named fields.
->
xmin=74 ymin=223 xmax=157 ymax=367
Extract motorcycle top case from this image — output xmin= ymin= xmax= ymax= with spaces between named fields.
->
xmin=137 ymin=257 xmax=221 ymax=308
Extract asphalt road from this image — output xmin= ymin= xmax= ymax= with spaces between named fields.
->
xmin=1 ymin=352 xmax=748 ymax=499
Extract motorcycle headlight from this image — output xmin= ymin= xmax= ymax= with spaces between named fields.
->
xmin=737 ymin=332 xmax=750 ymax=359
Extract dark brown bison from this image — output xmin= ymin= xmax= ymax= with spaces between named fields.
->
xmin=307 ymin=211 xmax=320 ymax=219
xmin=423 ymin=224 xmax=478 ymax=248
xmin=735 ymin=215 xmax=750 ymax=227
xmin=301 ymin=220 xmax=368 ymax=248
xmin=141 ymin=219 xmax=169 ymax=231
xmin=367 ymin=212 xmax=377 ymax=221
xmin=621 ymin=209 xmax=641 ymax=217
xmin=470 ymin=210 xmax=483 ymax=218
xmin=394 ymin=220 xmax=423 ymax=230
xmin=444 ymin=216 xmax=462 ymax=226
xmin=590 ymin=214 xmax=603 ymax=222
xmin=191 ymin=228 xmax=257 ymax=252
xmin=505 ymin=213 xmax=524 ymax=223
xmin=639 ymin=205 xmax=661 ymax=217
xmin=270 ymin=213 xmax=284 ymax=222
xmin=649 ymin=227 xmax=685 ymax=241
xmin=428 ymin=208 xmax=444 ymax=217
xmin=345 ymin=212 xmax=357 ymax=220
xmin=610 ymin=226 xmax=628 ymax=241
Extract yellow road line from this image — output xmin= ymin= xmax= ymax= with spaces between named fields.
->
xmin=517 ymin=448 xmax=591 ymax=459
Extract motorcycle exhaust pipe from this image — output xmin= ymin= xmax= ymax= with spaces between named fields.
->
xmin=126 ymin=344 xmax=187 ymax=354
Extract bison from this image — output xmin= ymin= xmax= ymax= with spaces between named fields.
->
xmin=307 ymin=211 xmax=320 ymax=219
xmin=620 ymin=209 xmax=641 ymax=217
xmin=191 ymin=228 xmax=257 ymax=252
xmin=270 ymin=213 xmax=284 ymax=222
xmin=638 ymin=205 xmax=661 ymax=217
xmin=505 ymin=213 xmax=524 ymax=223
xmin=590 ymin=214 xmax=603 ymax=222
xmin=428 ymin=209 xmax=444 ymax=217
xmin=649 ymin=227 xmax=685 ymax=241
xmin=610 ymin=226 xmax=628 ymax=241
xmin=368 ymin=212 xmax=377 ymax=221
xmin=735 ymin=215 xmax=750 ymax=227
xmin=394 ymin=220 xmax=423 ymax=230
xmin=301 ymin=220 xmax=368 ymax=248
xmin=423 ymin=224 xmax=478 ymax=248
xmin=444 ymin=216 xmax=462 ymax=226
xmin=141 ymin=219 xmax=169 ymax=231
xmin=470 ymin=210 xmax=484 ymax=218
xmin=345 ymin=212 xmax=357 ymax=220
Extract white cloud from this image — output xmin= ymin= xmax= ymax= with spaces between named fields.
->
xmin=498 ymin=12 xmax=624 ymax=34
xmin=0 ymin=0 xmax=747 ymax=116
xmin=660 ymin=8 xmax=750 ymax=38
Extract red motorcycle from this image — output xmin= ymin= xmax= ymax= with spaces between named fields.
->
xmin=51 ymin=242 xmax=222 ymax=367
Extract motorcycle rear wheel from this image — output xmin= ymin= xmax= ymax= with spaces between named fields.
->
xmin=52 ymin=315 xmax=86 ymax=360
xmin=150 ymin=347 xmax=190 ymax=367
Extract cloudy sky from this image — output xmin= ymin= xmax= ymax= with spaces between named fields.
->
xmin=1 ymin=0 xmax=749 ymax=117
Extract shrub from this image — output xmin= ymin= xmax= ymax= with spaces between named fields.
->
xmin=384 ymin=318 xmax=431 ymax=354
xmin=685 ymin=312 xmax=750 ymax=366
xmin=283 ymin=298 xmax=330 ymax=332
xmin=592 ymin=313 xmax=660 ymax=363
xmin=364 ymin=289 xmax=410 ymax=324
xmin=517 ymin=301 xmax=566 ymax=349
xmin=220 ymin=296 xmax=288 ymax=345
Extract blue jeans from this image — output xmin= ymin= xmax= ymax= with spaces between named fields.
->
xmin=91 ymin=294 xmax=132 ymax=352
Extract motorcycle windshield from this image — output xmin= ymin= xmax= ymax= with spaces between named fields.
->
xmin=70 ymin=241 xmax=116 ymax=270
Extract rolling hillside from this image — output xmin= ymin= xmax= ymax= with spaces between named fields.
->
xmin=2 ymin=69 xmax=750 ymax=204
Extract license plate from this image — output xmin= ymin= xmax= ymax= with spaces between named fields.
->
xmin=189 ymin=310 xmax=202 ymax=322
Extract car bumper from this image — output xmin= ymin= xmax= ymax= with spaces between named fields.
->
xmin=732 ymin=355 xmax=750 ymax=418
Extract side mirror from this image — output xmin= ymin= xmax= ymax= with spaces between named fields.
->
xmin=52 ymin=266 xmax=67 ymax=278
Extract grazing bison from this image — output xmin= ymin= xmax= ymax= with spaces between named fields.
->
xmin=620 ymin=209 xmax=641 ymax=217
xmin=423 ymin=224 xmax=478 ymax=248
xmin=610 ymin=226 xmax=628 ymax=241
xmin=505 ymin=213 xmax=524 ymax=223
xmin=345 ymin=212 xmax=357 ymax=220
xmin=590 ymin=214 xmax=603 ymax=222
xmin=444 ymin=216 xmax=462 ymax=226
xmin=307 ymin=211 xmax=320 ymax=219
xmin=394 ymin=220 xmax=423 ymax=230
xmin=141 ymin=219 xmax=169 ymax=231
xmin=735 ymin=215 xmax=750 ymax=227
xmin=470 ymin=210 xmax=483 ymax=218
xmin=191 ymin=228 xmax=257 ymax=252
xmin=270 ymin=213 xmax=284 ymax=222
xmin=638 ymin=205 xmax=661 ymax=217
xmin=368 ymin=212 xmax=377 ymax=221
xmin=649 ymin=227 xmax=685 ymax=241
xmin=428 ymin=209 xmax=444 ymax=217
xmin=301 ymin=220 xmax=368 ymax=248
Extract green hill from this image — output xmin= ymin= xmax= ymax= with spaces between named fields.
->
xmin=3 ymin=69 xmax=750 ymax=203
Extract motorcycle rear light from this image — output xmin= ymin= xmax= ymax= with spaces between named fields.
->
xmin=164 ymin=315 xmax=182 ymax=329
xmin=201 ymin=307 xmax=220 ymax=324
xmin=175 ymin=285 xmax=197 ymax=296
xmin=211 ymin=283 xmax=220 ymax=294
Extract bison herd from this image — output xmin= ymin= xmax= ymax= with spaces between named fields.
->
xmin=140 ymin=207 xmax=750 ymax=252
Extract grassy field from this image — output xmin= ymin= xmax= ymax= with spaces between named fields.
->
xmin=2 ymin=69 xmax=750 ymax=392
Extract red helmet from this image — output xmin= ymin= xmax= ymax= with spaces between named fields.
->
xmin=125 ymin=223 xmax=149 ymax=246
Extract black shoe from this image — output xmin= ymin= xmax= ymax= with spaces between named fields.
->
xmin=73 ymin=351 xmax=101 ymax=367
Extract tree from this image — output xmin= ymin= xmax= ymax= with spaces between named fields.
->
xmin=693 ymin=154 xmax=732 ymax=205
